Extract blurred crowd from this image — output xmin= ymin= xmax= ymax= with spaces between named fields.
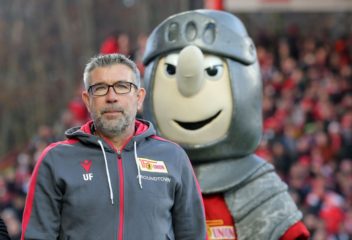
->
xmin=0 ymin=26 xmax=351 ymax=239
xmin=255 ymin=26 xmax=352 ymax=239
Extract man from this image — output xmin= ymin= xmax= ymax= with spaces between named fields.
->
xmin=21 ymin=54 xmax=206 ymax=240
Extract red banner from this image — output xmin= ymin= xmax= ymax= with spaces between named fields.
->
xmin=204 ymin=0 xmax=224 ymax=10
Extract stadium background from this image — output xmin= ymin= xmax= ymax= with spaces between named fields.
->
xmin=0 ymin=0 xmax=351 ymax=239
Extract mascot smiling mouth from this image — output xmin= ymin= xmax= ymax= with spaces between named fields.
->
xmin=174 ymin=110 xmax=222 ymax=130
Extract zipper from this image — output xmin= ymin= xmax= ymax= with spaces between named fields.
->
xmin=117 ymin=150 xmax=124 ymax=240
xmin=97 ymin=135 xmax=131 ymax=240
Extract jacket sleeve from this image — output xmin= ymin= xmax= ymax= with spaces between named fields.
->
xmin=172 ymin=148 xmax=207 ymax=240
xmin=21 ymin=145 xmax=62 ymax=240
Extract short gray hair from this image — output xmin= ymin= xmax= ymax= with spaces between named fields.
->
xmin=83 ymin=54 xmax=141 ymax=90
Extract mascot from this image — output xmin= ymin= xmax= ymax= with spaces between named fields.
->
xmin=143 ymin=9 xmax=310 ymax=240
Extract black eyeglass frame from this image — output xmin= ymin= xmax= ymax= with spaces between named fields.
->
xmin=88 ymin=81 xmax=138 ymax=96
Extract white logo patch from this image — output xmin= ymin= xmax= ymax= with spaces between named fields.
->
xmin=138 ymin=158 xmax=168 ymax=173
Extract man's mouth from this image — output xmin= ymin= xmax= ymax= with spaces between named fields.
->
xmin=102 ymin=108 xmax=123 ymax=114
xmin=102 ymin=109 xmax=124 ymax=119
xmin=174 ymin=110 xmax=221 ymax=130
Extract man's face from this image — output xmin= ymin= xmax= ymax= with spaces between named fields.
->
xmin=82 ymin=64 xmax=145 ymax=137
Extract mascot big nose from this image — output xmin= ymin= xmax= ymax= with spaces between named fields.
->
xmin=176 ymin=45 xmax=205 ymax=97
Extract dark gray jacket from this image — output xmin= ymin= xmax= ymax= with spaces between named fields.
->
xmin=21 ymin=120 xmax=206 ymax=240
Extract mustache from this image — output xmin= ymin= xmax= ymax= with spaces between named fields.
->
xmin=101 ymin=106 xmax=124 ymax=114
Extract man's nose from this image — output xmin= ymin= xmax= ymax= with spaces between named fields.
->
xmin=105 ymin=86 xmax=118 ymax=101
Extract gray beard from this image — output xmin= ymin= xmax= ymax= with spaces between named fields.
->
xmin=93 ymin=113 xmax=133 ymax=138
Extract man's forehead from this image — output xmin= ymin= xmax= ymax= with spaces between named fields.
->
xmin=90 ymin=64 xmax=135 ymax=81
xmin=93 ymin=63 xmax=132 ymax=72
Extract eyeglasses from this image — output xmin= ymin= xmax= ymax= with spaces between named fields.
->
xmin=88 ymin=81 xmax=138 ymax=96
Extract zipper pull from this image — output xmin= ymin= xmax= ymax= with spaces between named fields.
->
xmin=117 ymin=150 xmax=122 ymax=159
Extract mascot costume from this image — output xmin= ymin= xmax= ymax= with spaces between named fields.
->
xmin=142 ymin=9 xmax=310 ymax=240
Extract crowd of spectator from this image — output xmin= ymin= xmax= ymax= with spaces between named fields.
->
xmin=255 ymin=27 xmax=352 ymax=239
xmin=0 ymin=25 xmax=351 ymax=239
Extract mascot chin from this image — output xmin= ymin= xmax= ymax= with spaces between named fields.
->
xmin=143 ymin=9 xmax=310 ymax=240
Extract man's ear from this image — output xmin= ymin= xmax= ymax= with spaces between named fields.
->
xmin=137 ymin=88 xmax=146 ymax=112
xmin=82 ymin=91 xmax=91 ymax=113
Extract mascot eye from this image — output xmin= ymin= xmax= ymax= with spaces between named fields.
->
xmin=165 ymin=63 xmax=177 ymax=76
xmin=205 ymin=65 xmax=223 ymax=80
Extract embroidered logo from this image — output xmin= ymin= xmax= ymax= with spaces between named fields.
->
xmin=136 ymin=175 xmax=171 ymax=183
xmin=80 ymin=160 xmax=93 ymax=181
xmin=138 ymin=158 xmax=168 ymax=173
xmin=207 ymin=220 xmax=236 ymax=240
xmin=81 ymin=160 xmax=92 ymax=172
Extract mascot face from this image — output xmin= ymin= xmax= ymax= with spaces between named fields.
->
xmin=143 ymin=10 xmax=262 ymax=162
xmin=152 ymin=46 xmax=233 ymax=146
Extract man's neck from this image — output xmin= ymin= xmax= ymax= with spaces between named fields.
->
xmin=109 ymin=130 xmax=134 ymax=150
xmin=94 ymin=125 xmax=135 ymax=150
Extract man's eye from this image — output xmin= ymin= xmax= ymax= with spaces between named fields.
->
xmin=94 ymin=85 xmax=107 ymax=91
xmin=165 ymin=63 xmax=176 ymax=76
xmin=116 ymin=83 xmax=129 ymax=89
